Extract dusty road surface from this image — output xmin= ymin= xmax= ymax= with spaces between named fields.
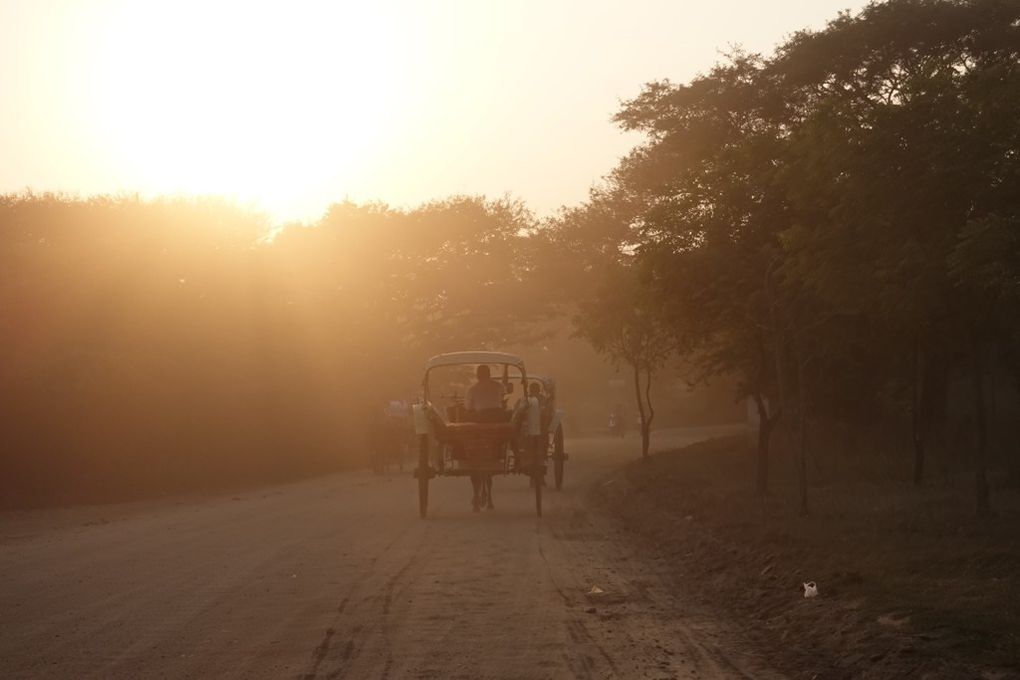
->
xmin=0 ymin=427 xmax=780 ymax=679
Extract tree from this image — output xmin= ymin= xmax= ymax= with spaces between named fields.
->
xmin=611 ymin=54 xmax=796 ymax=493
xmin=573 ymin=264 xmax=672 ymax=458
xmin=773 ymin=0 xmax=1020 ymax=513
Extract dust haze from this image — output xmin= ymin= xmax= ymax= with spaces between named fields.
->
xmin=2 ymin=1 xmax=1020 ymax=678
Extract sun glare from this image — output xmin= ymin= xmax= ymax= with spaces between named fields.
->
xmin=89 ymin=2 xmax=409 ymax=220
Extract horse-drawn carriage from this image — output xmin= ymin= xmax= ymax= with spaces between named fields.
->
xmin=368 ymin=399 xmax=413 ymax=474
xmin=411 ymin=351 xmax=567 ymax=518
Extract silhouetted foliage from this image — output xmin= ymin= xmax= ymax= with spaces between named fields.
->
xmin=559 ymin=0 xmax=1020 ymax=514
xmin=0 ymin=194 xmax=555 ymax=506
xmin=573 ymin=264 xmax=673 ymax=458
xmin=3 ymin=0 xmax=1019 ymax=518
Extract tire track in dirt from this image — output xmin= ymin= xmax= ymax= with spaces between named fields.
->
xmin=305 ymin=627 xmax=336 ymax=678
xmin=300 ymin=526 xmax=416 ymax=680
xmin=306 ymin=525 xmax=432 ymax=680
xmin=376 ymin=552 xmax=419 ymax=680
xmin=537 ymin=495 xmax=780 ymax=680
xmin=537 ymin=540 xmax=572 ymax=608
xmin=538 ymin=535 xmax=622 ymax=679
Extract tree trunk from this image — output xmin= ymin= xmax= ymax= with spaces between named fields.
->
xmin=988 ymin=360 xmax=998 ymax=468
xmin=643 ymin=368 xmax=655 ymax=459
xmin=753 ymin=393 xmax=775 ymax=495
xmin=796 ymin=356 xmax=809 ymax=517
xmin=1008 ymin=350 xmax=1020 ymax=487
xmin=973 ymin=335 xmax=991 ymax=517
xmin=633 ymin=363 xmax=649 ymax=458
xmin=911 ymin=340 xmax=926 ymax=486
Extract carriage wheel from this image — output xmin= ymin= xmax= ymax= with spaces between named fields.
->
xmin=553 ymin=426 xmax=565 ymax=491
xmin=418 ymin=435 xmax=430 ymax=519
xmin=534 ymin=473 xmax=542 ymax=515
xmin=533 ymin=469 xmax=543 ymax=517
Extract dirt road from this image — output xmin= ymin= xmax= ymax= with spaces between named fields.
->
xmin=0 ymin=428 xmax=778 ymax=679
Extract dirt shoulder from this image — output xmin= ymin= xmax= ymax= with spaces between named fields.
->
xmin=595 ymin=435 xmax=1020 ymax=680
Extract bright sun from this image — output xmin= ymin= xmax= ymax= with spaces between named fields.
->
xmin=90 ymin=1 xmax=408 ymax=220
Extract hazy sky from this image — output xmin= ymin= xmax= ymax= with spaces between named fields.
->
xmin=0 ymin=0 xmax=867 ymax=222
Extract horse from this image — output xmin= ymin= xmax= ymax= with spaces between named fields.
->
xmin=470 ymin=473 xmax=494 ymax=511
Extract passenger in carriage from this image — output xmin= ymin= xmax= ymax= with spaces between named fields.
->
xmin=464 ymin=365 xmax=505 ymax=423
xmin=464 ymin=364 xmax=504 ymax=511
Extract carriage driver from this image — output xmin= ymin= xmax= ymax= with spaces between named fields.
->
xmin=465 ymin=365 xmax=505 ymax=423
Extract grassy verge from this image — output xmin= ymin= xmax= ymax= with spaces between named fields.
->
xmin=596 ymin=436 xmax=1020 ymax=680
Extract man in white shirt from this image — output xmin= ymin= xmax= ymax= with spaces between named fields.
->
xmin=465 ymin=365 xmax=505 ymax=421
xmin=526 ymin=382 xmax=544 ymax=439
xmin=524 ymin=381 xmax=548 ymax=487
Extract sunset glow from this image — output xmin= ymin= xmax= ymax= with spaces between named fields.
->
xmin=1 ymin=0 xmax=868 ymax=221
xmin=3 ymin=2 xmax=1018 ymax=678
xmin=88 ymin=2 xmax=409 ymax=219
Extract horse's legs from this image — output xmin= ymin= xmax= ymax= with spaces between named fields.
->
xmin=470 ymin=475 xmax=481 ymax=512
xmin=485 ymin=475 xmax=494 ymax=510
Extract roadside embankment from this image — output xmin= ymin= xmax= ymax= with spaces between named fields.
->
xmin=596 ymin=435 xmax=1020 ymax=680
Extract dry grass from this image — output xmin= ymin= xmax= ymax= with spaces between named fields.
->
xmin=597 ymin=435 xmax=1020 ymax=679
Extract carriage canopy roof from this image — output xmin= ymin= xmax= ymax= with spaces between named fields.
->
xmin=425 ymin=351 xmax=526 ymax=372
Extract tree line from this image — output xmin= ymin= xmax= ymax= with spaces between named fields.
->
xmin=1 ymin=0 xmax=1017 ymax=514
xmin=564 ymin=0 xmax=1020 ymax=515
xmin=0 ymin=195 xmax=555 ymax=505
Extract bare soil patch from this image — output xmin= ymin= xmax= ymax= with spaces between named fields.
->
xmin=596 ymin=435 xmax=1020 ymax=680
